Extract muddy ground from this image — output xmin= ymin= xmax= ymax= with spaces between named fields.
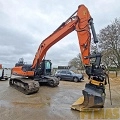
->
xmin=0 ymin=75 xmax=120 ymax=120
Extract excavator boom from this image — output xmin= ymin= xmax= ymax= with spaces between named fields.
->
xmin=32 ymin=5 xmax=91 ymax=69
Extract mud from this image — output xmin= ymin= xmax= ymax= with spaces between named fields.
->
xmin=0 ymin=77 xmax=120 ymax=120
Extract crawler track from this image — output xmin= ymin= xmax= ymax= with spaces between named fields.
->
xmin=46 ymin=76 xmax=59 ymax=87
xmin=9 ymin=76 xmax=59 ymax=95
xmin=9 ymin=78 xmax=39 ymax=95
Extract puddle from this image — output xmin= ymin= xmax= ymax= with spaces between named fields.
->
xmin=12 ymin=101 xmax=50 ymax=108
xmin=0 ymin=100 xmax=50 ymax=108
xmin=0 ymin=100 xmax=12 ymax=107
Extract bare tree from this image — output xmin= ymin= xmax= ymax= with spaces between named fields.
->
xmin=101 ymin=50 xmax=113 ymax=68
xmin=98 ymin=18 xmax=120 ymax=68
xmin=68 ymin=53 xmax=84 ymax=70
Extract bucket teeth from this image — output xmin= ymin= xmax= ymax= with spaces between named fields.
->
xmin=71 ymin=83 xmax=105 ymax=111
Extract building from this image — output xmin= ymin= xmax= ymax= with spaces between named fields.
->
xmin=0 ymin=64 xmax=2 ymax=69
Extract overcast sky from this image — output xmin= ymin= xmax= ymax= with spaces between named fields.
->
xmin=0 ymin=0 xmax=120 ymax=68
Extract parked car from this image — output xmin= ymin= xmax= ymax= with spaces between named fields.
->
xmin=55 ymin=70 xmax=84 ymax=82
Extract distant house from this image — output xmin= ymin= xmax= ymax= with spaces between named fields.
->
xmin=57 ymin=65 xmax=78 ymax=72
xmin=69 ymin=66 xmax=77 ymax=71
xmin=58 ymin=66 xmax=70 ymax=69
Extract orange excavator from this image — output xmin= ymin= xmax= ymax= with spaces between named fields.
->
xmin=10 ymin=4 xmax=108 ymax=111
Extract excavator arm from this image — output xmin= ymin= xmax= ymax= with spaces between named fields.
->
xmin=31 ymin=5 xmax=107 ymax=111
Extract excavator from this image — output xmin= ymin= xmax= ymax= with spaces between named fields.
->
xmin=10 ymin=4 xmax=108 ymax=111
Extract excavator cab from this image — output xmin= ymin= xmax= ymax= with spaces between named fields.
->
xmin=34 ymin=59 xmax=52 ymax=77
xmin=34 ymin=59 xmax=59 ymax=87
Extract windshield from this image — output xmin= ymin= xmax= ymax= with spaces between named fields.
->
xmin=45 ymin=61 xmax=51 ymax=69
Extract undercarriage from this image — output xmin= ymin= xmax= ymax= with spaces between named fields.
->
xmin=9 ymin=76 xmax=59 ymax=95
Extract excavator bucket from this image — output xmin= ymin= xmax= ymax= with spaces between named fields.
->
xmin=71 ymin=83 xmax=105 ymax=111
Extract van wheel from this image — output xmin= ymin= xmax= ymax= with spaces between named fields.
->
xmin=73 ymin=77 xmax=78 ymax=82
